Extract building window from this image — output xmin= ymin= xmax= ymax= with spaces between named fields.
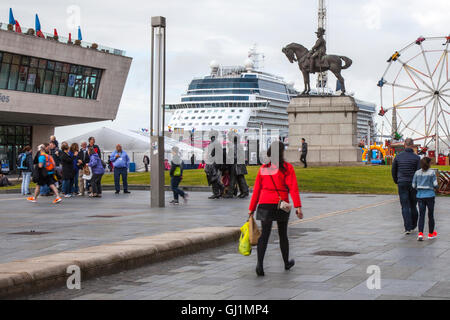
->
xmin=0 ymin=50 xmax=102 ymax=100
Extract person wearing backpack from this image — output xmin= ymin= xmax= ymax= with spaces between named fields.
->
xmin=27 ymin=144 xmax=62 ymax=204
xmin=18 ymin=146 xmax=33 ymax=195
xmin=169 ymin=147 xmax=188 ymax=205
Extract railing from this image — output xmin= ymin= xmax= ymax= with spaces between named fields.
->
xmin=0 ymin=22 xmax=126 ymax=56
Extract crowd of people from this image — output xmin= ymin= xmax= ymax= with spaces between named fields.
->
xmin=204 ymin=132 xmax=250 ymax=200
xmin=15 ymin=135 xmax=130 ymax=203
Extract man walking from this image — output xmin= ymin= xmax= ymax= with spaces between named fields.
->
xmin=392 ymin=138 xmax=421 ymax=234
xmin=299 ymin=138 xmax=308 ymax=168
xmin=111 ymin=144 xmax=130 ymax=194
xmin=27 ymin=144 xmax=62 ymax=204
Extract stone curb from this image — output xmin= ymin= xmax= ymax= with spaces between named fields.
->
xmin=0 ymin=226 xmax=241 ymax=299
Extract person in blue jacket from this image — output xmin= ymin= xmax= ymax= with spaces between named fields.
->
xmin=88 ymin=147 xmax=105 ymax=198
xmin=110 ymin=144 xmax=130 ymax=194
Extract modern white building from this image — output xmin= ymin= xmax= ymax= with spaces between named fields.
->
xmin=0 ymin=23 xmax=131 ymax=173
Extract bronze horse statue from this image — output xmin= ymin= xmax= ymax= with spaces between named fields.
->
xmin=282 ymin=43 xmax=352 ymax=95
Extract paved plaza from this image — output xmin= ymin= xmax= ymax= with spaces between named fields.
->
xmin=0 ymin=191 xmax=448 ymax=300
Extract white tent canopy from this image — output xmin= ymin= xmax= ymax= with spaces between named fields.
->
xmin=65 ymin=127 xmax=204 ymax=167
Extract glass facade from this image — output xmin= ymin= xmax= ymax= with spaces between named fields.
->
xmin=0 ymin=125 xmax=32 ymax=174
xmin=0 ymin=51 xmax=102 ymax=99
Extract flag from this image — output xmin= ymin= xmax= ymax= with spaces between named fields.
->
xmin=9 ymin=8 xmax=15 ymax=25
xmin=68 ymin=33 xmax=72 ymax=42
xmin=54 ymin=28 xmax=58 ymax=37
xmin=15 ymin=20 xmax=21 ymax=33
xmin=35 ymin=14 xmax=41 ymax=31
xmin=77 ymin=26 xmax=82 ymax=41
xmin=35 ymin=14 xmax=44 ymax=38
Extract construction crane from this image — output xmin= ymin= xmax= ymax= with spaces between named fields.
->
xmin=317 ymin=0 xmax=328 ymax=93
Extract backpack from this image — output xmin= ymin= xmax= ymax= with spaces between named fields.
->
xmin=40 ymin=152 xmax=55 ymax=172
xmin=173 ymin=166 xmax=181 ymax=177
xmin=17 ymin=153 xmax=28 ymax=170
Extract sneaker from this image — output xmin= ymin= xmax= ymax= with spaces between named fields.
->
xmin=64 ymin=194 xmax=72 ymax=198
xmin=417 ymin=232 xmax=424 ymax=241
xmin=27 ymin=197 xmax=37 ymax=203
xmin=428 ymin=231 xmax=438 ymax=240
xmin=404 ymin=230 xmax=411 ymax=235
xmin=169 ymin=200 xmax=179 ymax=205
xmin=124 ymin=191 xmax=131 ymax=194
xmin=53 ymin=197 xmax=62 ymax=204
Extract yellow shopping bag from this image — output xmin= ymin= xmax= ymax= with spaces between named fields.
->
xmin=238 ymin=221 xmax=252 ymax=256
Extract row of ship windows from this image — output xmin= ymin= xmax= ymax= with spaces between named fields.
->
xmin=171 ymin=122 xmax=240 ymax=127
xmin=174 ymin=109 xmax=245 ymax=115
xmin=173 ymin=115 xmax=242 ymax=121
xmin=185 ymin=89 xmax=289 ymax=101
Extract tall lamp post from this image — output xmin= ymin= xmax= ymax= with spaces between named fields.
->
xmin=150 ymin=16 xmax=166 ymax=208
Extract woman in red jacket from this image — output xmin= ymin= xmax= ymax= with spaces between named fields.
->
xmin=248 ymin=141 xmax=303 ymax=276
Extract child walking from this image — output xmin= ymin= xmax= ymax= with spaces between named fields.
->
xmin=412 ymin=157 xmax=438 ymax=241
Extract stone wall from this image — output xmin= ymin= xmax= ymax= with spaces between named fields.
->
xmin=286 ymin=96 xmax=362 ymax=165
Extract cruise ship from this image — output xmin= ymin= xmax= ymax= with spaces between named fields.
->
xmin=165 ymin=51 xmax=298 ymax=142
xmin=165 ymin=50 xmax=377 ymax=149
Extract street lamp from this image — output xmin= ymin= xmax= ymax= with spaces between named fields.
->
xmin=150 ymin=16 xmax=166 ymax=208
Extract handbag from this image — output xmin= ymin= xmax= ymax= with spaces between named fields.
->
xmin=269 ymin=174 xmax=292 ymax=213
xmin=248 ymin=215 xmax=261 ymax=246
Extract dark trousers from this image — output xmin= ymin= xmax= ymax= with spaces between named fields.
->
xmin=237 ymin=175 xmax=249 ymax=195
xmin=211 ymin=180 xmax=224 ymax=196
xmin=171 ymin=176 xmax=185 ymax=200
xmin=114 ymin=167 xmax=128 ymax=192
xmin=398 ymin=182 xmax=419 ymax=231
xmin=257 ymin=220 xmax=289 ymax=267
xmin=62 ymin=178 xmax=74 ymax=194
xmin=226 ymin=173 xmax=249 ymax=196
xmin=144 ymin=164 xmax=149 ymax=172
xmin=92 ymin=173 xmax=103 ymax=195
xmin=300 ymin=153 xmax=307 ymax=168
xmin=418 ymin=197 xmax=435 ymax=234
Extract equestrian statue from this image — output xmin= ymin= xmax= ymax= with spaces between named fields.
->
xmin=282 ymin=28 xmax=352 ymax=96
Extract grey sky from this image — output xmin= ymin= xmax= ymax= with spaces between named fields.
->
xmin=3 ymin=0 xmax=449 ymax=139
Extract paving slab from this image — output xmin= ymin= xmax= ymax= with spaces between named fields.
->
xmin=3 ymin=191 xmax=449 ymax=300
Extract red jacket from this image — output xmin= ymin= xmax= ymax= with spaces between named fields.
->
xmin=249 ymin=162 xmax=302 ymax=212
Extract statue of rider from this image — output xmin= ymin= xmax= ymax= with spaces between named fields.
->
xmin=309 ymin=27 xmax=327 ymax=73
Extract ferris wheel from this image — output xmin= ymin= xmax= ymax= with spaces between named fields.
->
xmin=377 ymin=36 xmax=450 ymax=153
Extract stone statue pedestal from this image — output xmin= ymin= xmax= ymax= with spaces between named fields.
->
xmin=286 ymin=96 xmax=362 ymax=166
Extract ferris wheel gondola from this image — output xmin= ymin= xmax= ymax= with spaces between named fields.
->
xmin=377 ymin=35 xmax=450 ymax=153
